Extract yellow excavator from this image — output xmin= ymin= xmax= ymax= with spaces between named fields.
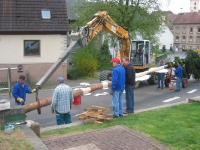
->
xmin=76 ymin=11 xmax=156 ymax=83
xmin=36 ymin=11 xmax=156 ymax=91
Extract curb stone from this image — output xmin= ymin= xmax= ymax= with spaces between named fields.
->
xmin=19 ymin=125 xmax=48 ymax=150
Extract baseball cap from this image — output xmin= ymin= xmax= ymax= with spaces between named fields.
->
xmin=110 ymin=57 xmax=120 ymax=63
xmin=56 ymin=77 xmax=64 ymax=82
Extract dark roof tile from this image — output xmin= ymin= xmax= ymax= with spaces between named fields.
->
xmin=0 ymin=0 xmax=70 ymax=32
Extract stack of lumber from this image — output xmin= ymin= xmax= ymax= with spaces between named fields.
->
xmin=76 ymin=105 xmax=113 ymax=124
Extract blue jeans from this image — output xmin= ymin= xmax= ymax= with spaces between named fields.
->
xmin=125 ymin=85 xmax=135 ymax=113
xmin=176 ymin=77 xmax=181 ymax=91
xmin=158 ymin=73 xmax=164 ymax=88
xmin=56 ymin=111 xmax=72 ymax=125
xmin=112 ymin=90 xmax=123 ymax=116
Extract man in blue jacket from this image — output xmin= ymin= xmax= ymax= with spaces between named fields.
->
xmin=110 ymin=57 xmax=125 ymax=118
xmin=12 ymin=75 xmax=36 ymax=105
xmin=174 ymin=62 xmax=182 ymax=92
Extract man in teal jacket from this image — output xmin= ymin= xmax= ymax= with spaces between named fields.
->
xmin=110 ymin=57 xmax=125 ymax=118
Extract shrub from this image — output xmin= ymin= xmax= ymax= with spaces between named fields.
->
xmin=72 ymin=47 xmax=98 ymax=78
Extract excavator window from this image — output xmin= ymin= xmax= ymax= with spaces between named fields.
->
xmin=131 ymin=41 xmax=145 ymax=65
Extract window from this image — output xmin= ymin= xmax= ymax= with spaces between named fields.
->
xmin=175 ymin=27 xmax=179 ymax=33
xmin=176 ymin=36 xmax=179 ymax=41
xmin=189 ymin=36 xmax=193 ymax=42
xmin=197 ymin=36 xmax=200 ymax=42
xmin=194 ymin=7 xmax=196 ymax=9
xmin=182 ymin=27 xmax=186 ymax=33
xmin=41 ymin=9 xmax=51 ymax=19
xmin=198 ymin=28 xmax=200 ymax=33
xmin=182 ymin=36 xmax=186 ymax=41
xmin=190 ymin=27 xmax=193 ymax=33
xmin=194 ymin=2 xmax=196 ymax=5
xmin=24 ymin=40 xmax=40 ymax=56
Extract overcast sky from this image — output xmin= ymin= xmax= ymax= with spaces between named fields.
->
xmin=159 ymin=0 xmax=195 ymax=14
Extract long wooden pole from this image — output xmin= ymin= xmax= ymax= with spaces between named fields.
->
xmin=23 ymin=65 xmax=168 ymax=113
xmin=23 ymin=81 xmax=112 ymax=113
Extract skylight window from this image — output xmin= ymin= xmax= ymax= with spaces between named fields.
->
xmin=41 ymin=9 xmax=51 ymax=19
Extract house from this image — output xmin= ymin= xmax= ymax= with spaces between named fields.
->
xmin=0 ymin=0 xmax=70 ymax=84
xmin=158 ymin=21 xmax=174 ymax=50
xmin=172 ymin=12 xmax=200 ymax=50
xmin=165 ymin=0 xmax=200 ymax=51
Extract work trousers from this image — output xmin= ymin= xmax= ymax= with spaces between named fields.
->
xmin=176 ymin=77 xmax=181 ymax=91
xmin=56 ymin=111 xmax=72 ymax=125
xmin=112 ymin=90 xmax=123 ymax=117
xmin=125 ymin=85 xmax=135 ymax=113
xmin=158 ymin=73 xmax=164 ymax=88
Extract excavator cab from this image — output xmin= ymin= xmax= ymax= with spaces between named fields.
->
xmin=130 ymin=40 xmax=154 ymax=72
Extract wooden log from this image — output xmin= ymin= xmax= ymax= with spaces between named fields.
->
xmin=83 ymin=118 xmax=96 ymax=123
xmin=94 ymin=121 xmax=103 ymax=124
xmin=24 ymin=65 xmax=167 ymax=114
xmin=136 ymin=65 xmax=168 ymax=78
xmin=24 ymin=81 xmax=111 ymax=113
xmin=78 ymin=116 xmax=87 ymax=120
xmin=92 ymin=105 xmax=108 ymax=111
xmin=94 ymin=115 xmax=105 ymax=119
xmin=84 ymin=108 xmax=98 ymax=112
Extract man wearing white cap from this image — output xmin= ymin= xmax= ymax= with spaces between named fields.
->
xmin=51 ymin=77 xmax=73 ymax=125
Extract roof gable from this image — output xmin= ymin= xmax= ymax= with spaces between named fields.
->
xmin=173 ymin=12 xmax=200 ymax=24
xmin=0 ymin=0 xmax=70 ymax=33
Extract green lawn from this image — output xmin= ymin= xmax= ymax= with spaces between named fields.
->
xmin=0 ymin=127 xmax=34 ymax=150
xmin=41 ymin=103 xmax=200 ymax=150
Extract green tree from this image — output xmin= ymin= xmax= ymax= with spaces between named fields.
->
xmin=70 ymin=0 xmax=163 ymax=43
xmin=97 ymin=40 xmax=112 ymax=70
xmin=165 ymin=50 xmax=200 ymax=80
xmin=184 ymin=50 xmax=200 ymax=80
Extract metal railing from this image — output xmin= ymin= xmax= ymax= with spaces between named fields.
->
xmin=0 ymin=67 xmax=17 ymax=99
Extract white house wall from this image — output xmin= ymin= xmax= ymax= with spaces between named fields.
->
xmin=0 ymin=34 xmax=68 ymax=83
xmin=158 ymin=24 xmax=173 ymax=50
xmin=0 ymin=35 xmax=66 ymax=64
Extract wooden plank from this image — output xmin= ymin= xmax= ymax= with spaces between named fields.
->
xmin=94 ymin=121 xmax=103 ymax=124
xmin=76 ymin=105 xmax=113 ymax=124
xmin=83 ymin=118 xmax=96 ymax=123
xmin=91 ymin=105 xmax=107 ymax=111
xmin=84 ymin=108 xmax=98 ymax=112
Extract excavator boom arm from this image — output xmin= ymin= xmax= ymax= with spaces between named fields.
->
xmin=36 ymin=11 xmax=130 ymax=89
xmin=80 ymin=11 xmax=130 ymax=58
